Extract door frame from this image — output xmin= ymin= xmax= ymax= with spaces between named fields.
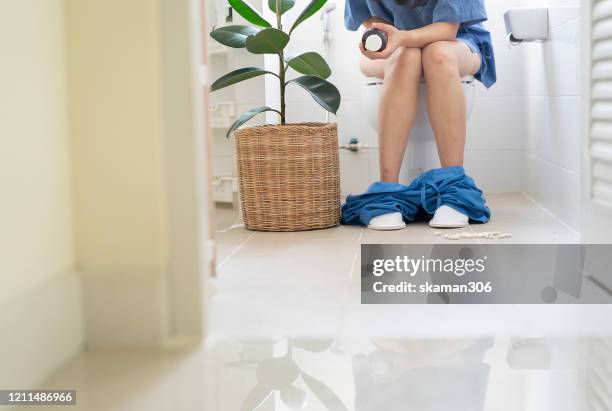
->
xmin=159 ymin=0 xmax=214 ymax=343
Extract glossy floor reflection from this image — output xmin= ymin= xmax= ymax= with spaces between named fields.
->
xmin=35 ymin=336 xmax=612 ymax=411
xmin=208 ymin=336 xmax=601 ymax=411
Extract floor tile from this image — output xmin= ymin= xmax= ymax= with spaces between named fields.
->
xmin=252 ymin=225 xmax=363 ymax=242
xmin=214 ymin=205 xmax=241 ymax=230
xmin=217 ymin=235 xmax=358 ymax=279
xmin=215 ymin=228 xmax=253 ymax=268
xmin=361 ymin=223 xmax=480 ymax=244
xmin=213 ymin=193 xmax=582 ymax=310
xmin=470 ymin=220 xmax=580 ymax=244
xmin=485 ymin=193 xmax=556 ymax=223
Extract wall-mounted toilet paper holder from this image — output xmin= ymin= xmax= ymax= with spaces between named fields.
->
xmin=504 ymin=8 xmax=550 ymax=43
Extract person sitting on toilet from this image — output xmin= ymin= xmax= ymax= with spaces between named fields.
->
xmin=343 ymin=0 xmax=496 ymax=230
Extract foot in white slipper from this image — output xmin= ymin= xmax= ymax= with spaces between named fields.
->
xmin=368 ymin=212 xmax=406 ymax=231
xmin=429 ymin=205 xmax=469 ymax=228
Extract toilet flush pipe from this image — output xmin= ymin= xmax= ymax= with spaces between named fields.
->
xmin=321 ymin=2 xmax=336 ymax=123
xmin=339 ymin=143 xmax=379 ymax=152
xmin=321 ymin=2 xmax=336 ymax=41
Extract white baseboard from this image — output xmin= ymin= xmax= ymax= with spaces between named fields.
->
xmin=82 ymin=272 xmax=167 ymax=347
xmin=0 ymin=272 xmax=84 ymax=388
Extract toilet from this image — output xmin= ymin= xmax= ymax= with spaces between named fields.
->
xmin=362 ymin=76 xmax=476 ymax=182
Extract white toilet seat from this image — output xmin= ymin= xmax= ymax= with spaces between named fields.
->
xmin=362 ymin=76 xmax=476 ymax=131
xmin=364 ymin=75 xmax=475 ymax=85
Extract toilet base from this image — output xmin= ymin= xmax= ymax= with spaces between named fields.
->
xmin=399 ymin=139 xmax=440 ymax=184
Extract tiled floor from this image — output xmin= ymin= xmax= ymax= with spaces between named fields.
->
xmin=215 ymin=193 xmax=580 ymax=274
xmin=209 ymin=193 xmax=605 ymax=340
xmin=35 ymin=338 xmax=600 ymax=411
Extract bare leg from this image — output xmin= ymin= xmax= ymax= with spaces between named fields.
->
xmin=422 ymin=41 xmax=481 ymax=167
xmin=360 ymin=48 xmax=423 ymax=183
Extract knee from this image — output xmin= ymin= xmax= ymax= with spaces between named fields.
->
xmin=359 ymin=57 xmax=384 ymax=79
xmin=359 ymin=60 xmax=379 ymax=78
xmin=385 ymin=47 xmax=422 ymax=75
xmin=422 ymin=42 xmax=457 ymax=73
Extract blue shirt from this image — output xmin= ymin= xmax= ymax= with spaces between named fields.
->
xmin=345 ymin=0 xmax=496 ymax=88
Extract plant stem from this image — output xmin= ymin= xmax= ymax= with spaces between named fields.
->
xmin=276 ymin=1 xmax=285 ymax=125
xmin=279 ymin=52 xmax=286 ymax=125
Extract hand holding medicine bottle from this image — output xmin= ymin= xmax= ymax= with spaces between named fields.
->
xmin=360 ymin=22 xmax=405 ymax=60
xmin=362 ymin=28 xmax=388 ymax=52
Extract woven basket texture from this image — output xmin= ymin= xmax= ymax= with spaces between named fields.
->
xmin=234 ymin=122 xmax=340 ymax=231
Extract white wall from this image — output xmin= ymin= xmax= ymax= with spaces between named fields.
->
xmin=65 ymin=0 xmax=170 ymax=346
xmin=65 ymin=0 xmax=210 ymax=346
xmin=0 ymin=0 xmax=74 ymax=309
xmin=0 ymin=0 xmax=83 ymax=387
xmin=521 ymin=3 xmax=582 ymax=230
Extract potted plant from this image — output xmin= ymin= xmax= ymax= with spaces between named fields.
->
xmin=210 ymin=0 xmax=342 ymax=232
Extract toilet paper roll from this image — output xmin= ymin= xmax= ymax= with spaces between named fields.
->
xmin=507 ymin=32 xmax=523 ymax=48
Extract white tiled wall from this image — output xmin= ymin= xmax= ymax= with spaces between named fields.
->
xmin=520 ymin=3 xmax=582 ymax=230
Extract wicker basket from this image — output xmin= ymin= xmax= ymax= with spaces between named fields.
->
xmin=234 ymin=122 xmax=341 ymax=231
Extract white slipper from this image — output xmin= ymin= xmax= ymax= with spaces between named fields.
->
xmin=429 ymin=205 xmax=469 ymax=229
xmin=367 ymin=212 xmax=406 ymax=231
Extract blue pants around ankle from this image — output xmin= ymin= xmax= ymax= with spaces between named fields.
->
xmin=341 ymin=166 xmax=491 ymax=226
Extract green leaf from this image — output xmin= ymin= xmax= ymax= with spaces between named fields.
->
xmin=246 ymin=28 xmax=290 ymax=54
xmin=226 ymin=106 xmax=280 ymax=138
xmin=289 ymin=0 xmax=328 ymax=34
xmin=211 ymin=67 xmax=275 ymax=92
xmin=288 ymin=75 xmax=341 ymax=114
xmin=228 ymin=0 xmax=272 ymax=28
xmin=268 ymin=0 xmax=295 ymax=15
xmin=210 ymin=25 xmax=260 ymax=48
xmin=287 ymin=52 xmax=331 ymax=79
